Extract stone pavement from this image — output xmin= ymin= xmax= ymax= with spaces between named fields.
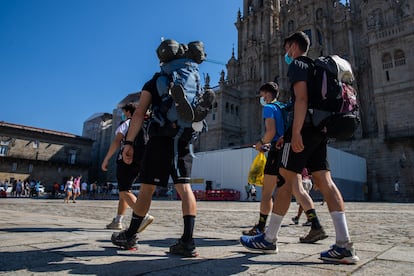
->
xmin=0 ymin=198 xmax=413 ymax=276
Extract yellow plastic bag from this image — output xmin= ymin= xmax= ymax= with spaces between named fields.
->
xmin=247 ymin=152 xmax=267 ymax=186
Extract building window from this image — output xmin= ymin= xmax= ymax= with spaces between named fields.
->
xmin=225 ymin=102 xmax=229 ymax=113
xmin=236 ymin=106 xmax=239 ymax=116
xmin=28 ymin=164 xmax=33 ymax=173
xmin=382 ymin=52 xmax=393 ymax=69
xmin=68 ymin=150 xmax=77 ymax=165
xmin=32 ymin=140 xmax=39 ymax=149
xmin=0 ymin=144 xmax=8 ymax=156
xmin=394 ymin=49 xmax=406 ymax=66
xmin=212 ymin=114 xmax=216 ymax=120
xmin=213 ymin=102 xmax=218 ymax=112
xmin=386 ymin=70 xmax=390 ymax=81
xmin=231 ymin=104 xmax=234 ymax=114
xmin=12 ymin=163 xmax=17 ymax=172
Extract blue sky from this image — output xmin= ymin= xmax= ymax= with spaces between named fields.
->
xmin=0 ymin=0 xmax=241 ymax=135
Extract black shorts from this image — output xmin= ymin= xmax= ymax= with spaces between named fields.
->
xmin=263 ymin=148 xmax=282 ymax=176
xmin=116 ymin=161 xmax=140 ymax=192
xmin=139 ymin=128 xmax=193 ymax=187
xmin=280 ymin=126 xmax=329 ymax=174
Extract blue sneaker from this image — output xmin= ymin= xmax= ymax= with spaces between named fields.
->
xmin=320 ymin=243 xmax=360 ymax=264
xmin=240 ymin=233 xmax=278 ymax=254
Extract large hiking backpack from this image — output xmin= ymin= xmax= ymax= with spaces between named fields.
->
xmin=150 ymin=39 xmax=213 ymax=137
xmin=305 ymin=55 xmax=360 ymax=140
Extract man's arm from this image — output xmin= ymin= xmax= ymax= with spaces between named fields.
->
xmin=291 ymin=80 xmax=308 ymax=153
xmin=255 ymin=117 xmax=276 ymax=151
xmin=122 ymin=90 xmax=152 ymax=164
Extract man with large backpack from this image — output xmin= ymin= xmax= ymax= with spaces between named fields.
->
xmin=240 ymin=31 xmax=359 ymax=264
xmin=110 ymin=39 xmax=214 ymax=257
xmin=241 ymin=82 xmax=287 ymax=237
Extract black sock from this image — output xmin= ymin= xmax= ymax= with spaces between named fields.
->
xmin=125 ymin=212 xmax=144 ymax=237
xmin=181 ymin=215 xmax=195 ymax=242
xmin=257 ymin=213 xmax=268 ymax=231
xmin=305 ymin=209 xmax=322 ymax=230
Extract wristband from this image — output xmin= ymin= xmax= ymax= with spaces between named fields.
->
xmin=123 ymin=140 xmax=134 ymax=146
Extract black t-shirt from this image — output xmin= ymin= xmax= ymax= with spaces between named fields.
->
xmin=142 ymin=73 xmax=162 ymax=108
xmin=287 ymin=56 xmax=313 ymax=103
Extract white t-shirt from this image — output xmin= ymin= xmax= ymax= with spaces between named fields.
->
xmin=81 ymin=181 xmax=88 ymax=191
xmin=116 ymin=119 xmax=130 ymax=137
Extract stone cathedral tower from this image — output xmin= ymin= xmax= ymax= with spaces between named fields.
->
xmin=196 ymin=0 xmax=414 ymax=202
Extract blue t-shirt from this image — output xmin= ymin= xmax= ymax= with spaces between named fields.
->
xmin=262 ymin=102 xmax=284 ymax=142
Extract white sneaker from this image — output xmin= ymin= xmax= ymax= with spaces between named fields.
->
xmin=106 ymin=219 xmax=123 ymax=230
xmin=137 ymin=214 xmax=154 ymax=233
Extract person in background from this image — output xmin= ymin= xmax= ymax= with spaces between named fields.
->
xmin=102 ymin=103 xmax=154 ymax=232
xmin=64 ymin=177 xmax=74 ymax=204
xmin=292 ymin=168 xmax=313 ymax=226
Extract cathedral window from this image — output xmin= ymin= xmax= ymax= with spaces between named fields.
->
xmin=288 ymin=20 xmax=294 ymax=33
xmin=394 ymin=49 xmax=406 ymax=66
xmin=225 ymin=102 xmax=229 ymax=113
xmin=381 ymin=53 xmax=393 ymax=69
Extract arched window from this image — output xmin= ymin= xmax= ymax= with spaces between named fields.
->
xmin=382 ymin=52 xmax=393 ymax=69
xmin=225 ymin=102 xmax=229 ymax=113
xmin=394 ymin=49 xmax=406 ymax=66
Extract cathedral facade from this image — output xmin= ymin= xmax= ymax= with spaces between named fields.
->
xmin=196 ymin=0 xmax=414 ymax=201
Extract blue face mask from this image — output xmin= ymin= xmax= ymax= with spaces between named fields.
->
xmin=121 ymin=114 xmax=127 ymax=121
xmin=285 ymin=53 xmax=294 ymax=65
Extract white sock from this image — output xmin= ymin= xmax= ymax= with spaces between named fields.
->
xmin=264 ymin=213 xmax=283 ymax=243
xmin=330 ymin=211 xmax=350 ymax=247
xmin=115 ymin=215 xmax=124 ymax=223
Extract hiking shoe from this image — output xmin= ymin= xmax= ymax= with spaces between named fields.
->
xmin=291 ymin=216 xmax=299 ymax=225
xmin=242 ymin=224 xmax=263 ymax=236
xmin=169 ymin=239 xmax=199 ymax=257
xmin=111 ymin=230 xmax=138 ymax=250
xmin=170 ymin=84 xmax=194 ymax=122
xmin=106 ymin=219 xmax=123 ymax=230
xmin=300 ymin=227 xmax=328 ymax=243
xmin=137 ymin=214 xmax=154 ymax=233
xmin=240 ymin=233 xmax=278 ymax=254
xmin=320 ymin=243 xmax=360 ymax=264
xmin=193 ymin=89 xmax=215 ymax=122
xmin=302 ymin=220 xmax=312 ymax=227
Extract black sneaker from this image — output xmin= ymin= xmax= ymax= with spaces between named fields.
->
xmin=169 ymin=239 xmax=198 ymax=257
xmin=170 ymin=84 xmax=194 ymax=122
xmin=242 ymin=224 xmax=263 ymax=236
xmin=193 ymin=89 xmax=215 ymax=122
xmin=111 ymin=230 xmax=138 ymax=250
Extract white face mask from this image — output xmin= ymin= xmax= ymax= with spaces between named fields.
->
xmin=260 ymin=97 xmax=267 ymax=106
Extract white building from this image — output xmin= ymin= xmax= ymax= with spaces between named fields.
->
xmin=191 ymin=146 xmax=366 ymax=201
